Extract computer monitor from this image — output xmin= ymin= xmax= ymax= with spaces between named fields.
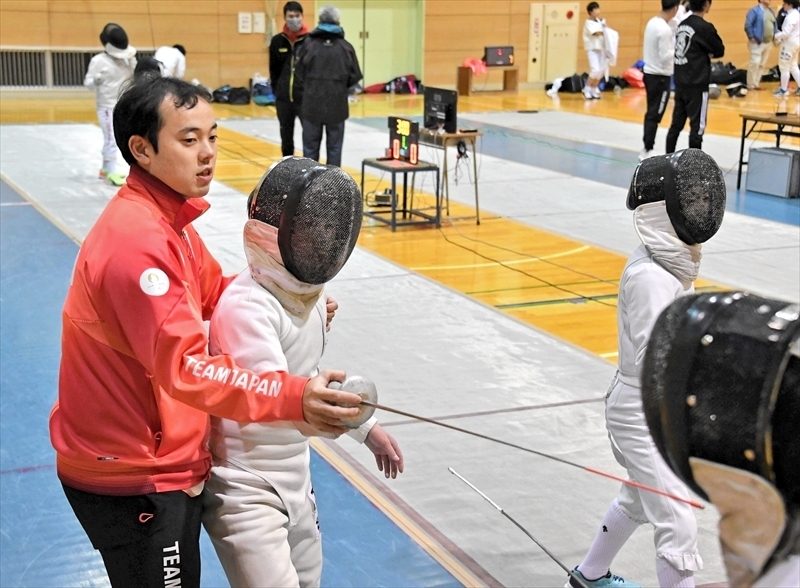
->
xmin=484 ymin=46 xmax=514 ymax=67
xmin=423 ymin=86 xmax=458 ymax=134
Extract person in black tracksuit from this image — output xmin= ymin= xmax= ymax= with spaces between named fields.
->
xmin=294 ymin=6 xmax=362 ymax=168
xmin=269 ymin=2 xmax=308 ymax=156
xmin=666 ymin=0 xmax=724 ymax=153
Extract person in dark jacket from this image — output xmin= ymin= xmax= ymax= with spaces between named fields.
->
xmin=665 ymin=0 xmax=725 ymax=153
xmin=294 ymin=5 xmax=362 ymax=168
xmin=269 ymin=2 xmax=308 ymax=156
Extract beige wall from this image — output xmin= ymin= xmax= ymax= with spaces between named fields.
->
xmin=423 ymin=0 xmax=757 ymax=88
xmin=0 ymin=0 xmax=318 ymax=89
xmin=0 ymin=0 xmax=762 ymax=90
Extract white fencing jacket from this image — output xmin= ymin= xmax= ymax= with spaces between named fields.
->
xmin=83 ymin=51 xmax=136 ymax=108
xmin=208 ymin=221 xmax=375 ymax=525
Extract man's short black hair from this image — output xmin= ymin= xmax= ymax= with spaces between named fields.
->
xmin=786 ymin=0 xmax=799 ymax=8
xmin=688 ymin=0 xmax=709 ymax=11
xmin=662 ymin=0 xmax=680 ymax=10
xmin=113 ymin=76 xmax=212 ymax=165
xmin=284 ymin=1 xmax=303 ymax=14
xmin=173 ymin=44 xmax=186 ymax=56
xmin=587 ymin=2 xmax=600 ymax=13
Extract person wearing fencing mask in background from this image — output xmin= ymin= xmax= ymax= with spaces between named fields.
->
xmin=566 ymin=149 xmax=726 ymax=588
xmin=641 ymin=292 xmax=799 ymax=588
xmin=84 ymin=23 xmax=137 ymax=186
xmin=202 ymin=156 xmax=404 ymax=588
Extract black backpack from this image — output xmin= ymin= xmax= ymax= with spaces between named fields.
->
xmin=560 ymin=74 xmax=585 ymax=93
xmin=212 ymin=85 xmax=231 ymax=103
xmin=228 ymin=87 xmax=251 ymax=105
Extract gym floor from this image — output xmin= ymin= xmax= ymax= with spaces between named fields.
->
xmin=1 ymin=85 xmax=798 ymax=587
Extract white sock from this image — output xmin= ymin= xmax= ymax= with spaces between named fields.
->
xmin=103 ymin=160 xmax=116 ymax=174
xmin=577 ymin=499 xmax=641 ymax=580
xmin=781 ymin=71 xmax=790 ymax=91
xmin=655 ymin=557 xmax=694 ymax=588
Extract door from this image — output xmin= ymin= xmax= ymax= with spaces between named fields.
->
xmin=335 ymin=0 xmax=422 ymax=87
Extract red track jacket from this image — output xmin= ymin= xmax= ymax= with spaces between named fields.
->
xmin=50 ymin=165 xmax=309 ymax=496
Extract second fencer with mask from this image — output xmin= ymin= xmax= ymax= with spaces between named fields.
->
xmin=202 ymin=157 xmax=403 ymax=588
xmin=642 ymin=292 xmax=799 ymax=588
xmin=567 ymin=149 xmax=727 ymax=588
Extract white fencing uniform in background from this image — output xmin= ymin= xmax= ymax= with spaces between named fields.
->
xmin=83 ymin=48 xmax=135 ymax=174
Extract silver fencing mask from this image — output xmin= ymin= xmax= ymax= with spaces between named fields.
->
xmin=247 ymin=156 xmax=363 ymax=284
xmin=627 ymin=149 xmax=726 ymax=245
xmin=641 ymin=292 xmax=800 ymax=587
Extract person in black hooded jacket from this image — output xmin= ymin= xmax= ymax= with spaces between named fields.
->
xmin=269 ymin=2 xmax=308 ymax=156
xmin=294 ymin=5 xmax=362 ymax=168
xmin=666 ymin=0 xmax=724 ymax=154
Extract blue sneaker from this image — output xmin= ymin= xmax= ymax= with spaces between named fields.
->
xmin=773 ymin=88 xmax=789 ymax=97
xmin=565 ymin=567 xmax=642 ymax=588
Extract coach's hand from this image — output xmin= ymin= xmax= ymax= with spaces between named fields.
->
xmin=301 ymin=369 xmax=361 ymax=435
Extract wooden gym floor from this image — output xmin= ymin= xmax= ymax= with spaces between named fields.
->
xmin=6 ymin=85 xmax=783 ymax=359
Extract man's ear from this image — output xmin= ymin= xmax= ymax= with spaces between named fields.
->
xmin=128 ymin=135 xmax=152 ymax=168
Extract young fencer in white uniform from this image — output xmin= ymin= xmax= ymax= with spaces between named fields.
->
xmin=202 ymin=157 xmax=403 ymax=588
xmin=567 ymin=149 xmax=727 ymax=588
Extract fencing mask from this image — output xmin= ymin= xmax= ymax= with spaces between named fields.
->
xmin=627 ymin=148 xmax=726 ymax=245
xmin=99 ymin=23 xmax=136 ymax=60
xmin=247 ymin=156 xmax=363 ymax=285
xmin=641 ymin=292 xmax=800 ymax=587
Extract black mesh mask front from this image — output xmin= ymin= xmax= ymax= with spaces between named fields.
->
xmin=641 ymin=292 xmax=800 ymax=509
xmin=627 ymin=149 xmax=726 ymax=245
xmin=248 ymin=157 xmax=363 ymax=284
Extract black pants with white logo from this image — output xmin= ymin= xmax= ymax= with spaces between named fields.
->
xmin=62 ymin=485 xmax=202 ymax=588
xmin=643 ymin=73 xmax=671 ymax=151
xmin=666 ymin=85 xmax=709 ymax=153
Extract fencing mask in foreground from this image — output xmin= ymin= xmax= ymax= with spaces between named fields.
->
xmin=627 ymin=148 xmax=726 ymax=245
xmin=247 ymin=156 xmax=362 ymax=284
xmin=641 ymin=292 xmax=800 ymax=587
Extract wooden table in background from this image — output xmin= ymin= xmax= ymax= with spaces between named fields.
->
xmin=419 ymin=130 xmax=483 ymax=224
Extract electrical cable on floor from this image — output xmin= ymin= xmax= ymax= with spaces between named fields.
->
xmin=433 ymin=223 xmax=619 ymax=308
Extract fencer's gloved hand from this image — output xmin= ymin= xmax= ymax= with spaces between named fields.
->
xmin=301 ymin=369 xmax=361 ymax=436
xmin=325 ymin=296 xmax=338 ymax=333
xmin=365 ymin=425 xmax=404 ymax=479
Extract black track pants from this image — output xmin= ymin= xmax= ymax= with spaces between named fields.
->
xmin=666 ymin=86 xmax=709 ymax=153
xmin=642 ymin=74 xmax=671 ymax=151
xmin=63 ymin=484 xmax=203 ymax=588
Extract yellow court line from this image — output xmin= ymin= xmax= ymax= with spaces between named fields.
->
xmin=310 ymin=439 xmax=487 ymax=588
xmin=410 ymin=245 xmax=591 ymax=271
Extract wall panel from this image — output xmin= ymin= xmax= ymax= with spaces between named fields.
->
xmin=424 ymin=0 xmax=756 ymax=88
xmin=0 ymin=0 xmax=765 ymax=91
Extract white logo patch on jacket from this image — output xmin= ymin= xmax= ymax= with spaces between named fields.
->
xmin=139 ymin=268 xmax=170 ymax=296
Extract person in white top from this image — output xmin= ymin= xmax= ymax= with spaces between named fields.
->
xmin=583 ymin=2 xmax=608 ymax=99
xmin=641 ymin=0 xmax=681 ymax=160
xmin=565 ymin=149 xmax=726 ymax=588
xmin=674 ymin=0 xmax=692 ymax=23
xmin=203 ymin=157 xmax=404 ymax=588
xmin=154 ymin=44 xmax=187 ymax=79
xmin=83 ymin=23 xmax=136 ymax=184
xmin=772 ymin=0 xmax=800 ymax=96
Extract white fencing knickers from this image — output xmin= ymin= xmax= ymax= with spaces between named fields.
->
xmin=202 ymin=464 xmax=323 ymax=588
xmin=604 ymin=374 xmax=704 ymax=572
xmin=588 ymin=50 xmax=608 ymax=81
xmin=97 ymin=106 xmax=119 ymax=173
xmin=778 ymin=43 xmax=800 ymax=90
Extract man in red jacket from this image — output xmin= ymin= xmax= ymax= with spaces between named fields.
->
xmin=49 ymin=75 xmax=362 ymax=588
